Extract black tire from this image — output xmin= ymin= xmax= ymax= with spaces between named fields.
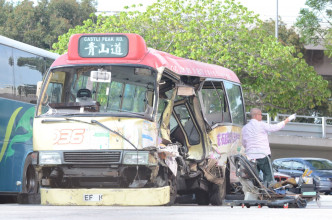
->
xmin=210 ymin=162 xmax=230 ymax=206
xmin=22 ymin=155 xmax=38 ymax=194
xmin=293 ymin=198 xmax=307 ymax=208
xmin=18 ymin=154 xmax=40 ymax=204
xmin=209 ymin=180 xmax=226 ymax=206
xmin=195 ymin=189 xmax=210 ymax=205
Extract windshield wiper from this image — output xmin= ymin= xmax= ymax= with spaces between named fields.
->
xmin=41 ymin=118 xmax=91 ymax=124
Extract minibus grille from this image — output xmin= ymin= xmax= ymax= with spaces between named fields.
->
xmin=63 ymin=151 xmax=122 ymax=164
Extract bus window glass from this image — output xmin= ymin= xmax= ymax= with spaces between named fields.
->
xmin=45 ymin=58 xmax=54 ymax=71
xmin=122 ymin=84 xmax=147 ymax=112
xmin=14 ymin=49 xmax=46 ymax=104
xmin=106 ymin=81 xmax=123 ymax=111
xmin=46 ymin=83 xmax=63 ymax=103
xmin=224 ymin=81 xmax=245 ymax=125
xmin=174 ymin=105 xmax=200 ymax=145
xmin=200 ymin=81 xmax=230 ymax=125
xmin=40 ymin=66 xmax=155 ymax=116
xmin=0 ymin=44 xmax=14 ymax=99
xmin=169 ymin=114 xmax=178 ymax=131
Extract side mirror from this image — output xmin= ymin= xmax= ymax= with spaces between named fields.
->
xmin=36 ymin=81 xmax=43 ymax=98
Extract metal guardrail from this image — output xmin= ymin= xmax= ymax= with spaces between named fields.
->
xmin=246 ymin=113 xmax=332 ymax=139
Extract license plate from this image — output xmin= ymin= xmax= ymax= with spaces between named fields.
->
xmin=83 ymin=194 xmax=103 ymax=201
xmin=302 ymin=191 xmax=316 ymax=196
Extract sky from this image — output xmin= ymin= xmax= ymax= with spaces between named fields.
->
xmin=20 ymin=0 xmax=308 ymax=26
xmin=19 ymin=0 xmax=308 ymax=26
xmin=96 ymin=0 xmax=308 ymax=26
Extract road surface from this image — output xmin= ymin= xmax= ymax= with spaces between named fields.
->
xmin=1 ymin=195 xmax=331 ymax=220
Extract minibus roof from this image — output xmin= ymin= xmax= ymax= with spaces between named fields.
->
xmin=51 ymin=33 xmax=240 ymax=83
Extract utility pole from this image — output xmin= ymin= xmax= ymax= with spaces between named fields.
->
xmin=275 ymin=0 xmax=279 ymax=41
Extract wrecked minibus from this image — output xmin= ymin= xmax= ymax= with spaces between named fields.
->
xmin=32 ymin=33 xmax=316 ymax=207
xmin=31 ymin=33 xmax=245 ymax=205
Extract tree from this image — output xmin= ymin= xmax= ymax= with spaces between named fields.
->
xmin=295 ymin=0 xmax=332 ymax=116
xmin=0 ymin=0 xmax=36 ymax=44
xmin=296 ymin=0 xmax=332 ymax=58
xmin=0 ymin=0 xmax=13 ymax=29
xmin=260 ymin=18 xmax=305 ymax=57
xmin=53 ymin=0 xmax=330 ymax=115
xmin=0 ymin=0 xmax=97 ymax=50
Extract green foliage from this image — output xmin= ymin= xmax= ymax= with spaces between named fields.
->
xmin=295 ymin=0 xmax=332 ymax=116
xmin=260 ymin=18 xmax=305 ymax=56
xmin=0 ymin=0 xmax=97 ymax=50
xmin=52 ymin=0 xmax=330 ymax=115
xmin=296 ymin=0 xmax=332 ymax=57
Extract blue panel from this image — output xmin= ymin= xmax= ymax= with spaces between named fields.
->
xmin=0 ymin=98 xmax=34 ymax=193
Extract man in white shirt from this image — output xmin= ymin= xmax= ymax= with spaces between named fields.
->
xmin=242 ymin=108 xmax=295 ymax=183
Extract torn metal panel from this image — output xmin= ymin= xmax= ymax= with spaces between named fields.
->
xmin=202 ymin=158 xmax=225 ymax=185
xmin=158 ymin=143 xmax=180 ymax=176
xmin=160 ymin=89 xmax=177 ymax=143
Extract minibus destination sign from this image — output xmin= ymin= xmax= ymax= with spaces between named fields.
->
xmin=78 ymin=35 xmax=129 ymax=58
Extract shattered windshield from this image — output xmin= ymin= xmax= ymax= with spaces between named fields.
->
xmin=38 ymin=65 xmax=155 ymax=117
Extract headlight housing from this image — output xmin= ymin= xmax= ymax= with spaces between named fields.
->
xmin=123 ymin=151 xmax=149 ymax=165
xmin=39 ymin=152 xmax=62 ymax=165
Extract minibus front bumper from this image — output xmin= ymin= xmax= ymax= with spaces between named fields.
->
xmin=40 ymin=186 xmax=170 ymax=206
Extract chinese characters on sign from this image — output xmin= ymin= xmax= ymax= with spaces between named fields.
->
xmin=78 ymin=35 xmax=129 ymax=58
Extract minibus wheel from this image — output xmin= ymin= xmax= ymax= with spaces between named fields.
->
xmin=210 ymin=162 xmax=230 ymax=206
xmin=18 ymin=154 xmax=40 ymax=204
xmin=209 ymin=180 xmax=226 ymax=205
xmin=196 ymin=189 xmax=209 ymax=205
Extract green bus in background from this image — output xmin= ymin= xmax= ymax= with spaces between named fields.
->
xmin=0 ymin=35 xmax=58 ymax=203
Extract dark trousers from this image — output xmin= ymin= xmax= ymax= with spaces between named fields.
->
xmin=256 ymin=155 xmax=273 ymax=183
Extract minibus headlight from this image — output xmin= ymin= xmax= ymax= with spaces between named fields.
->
xmin=39 ymin=152 xmax=62 ymax=165
xmin=123 ymin=151 xmax=149 ymax=165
